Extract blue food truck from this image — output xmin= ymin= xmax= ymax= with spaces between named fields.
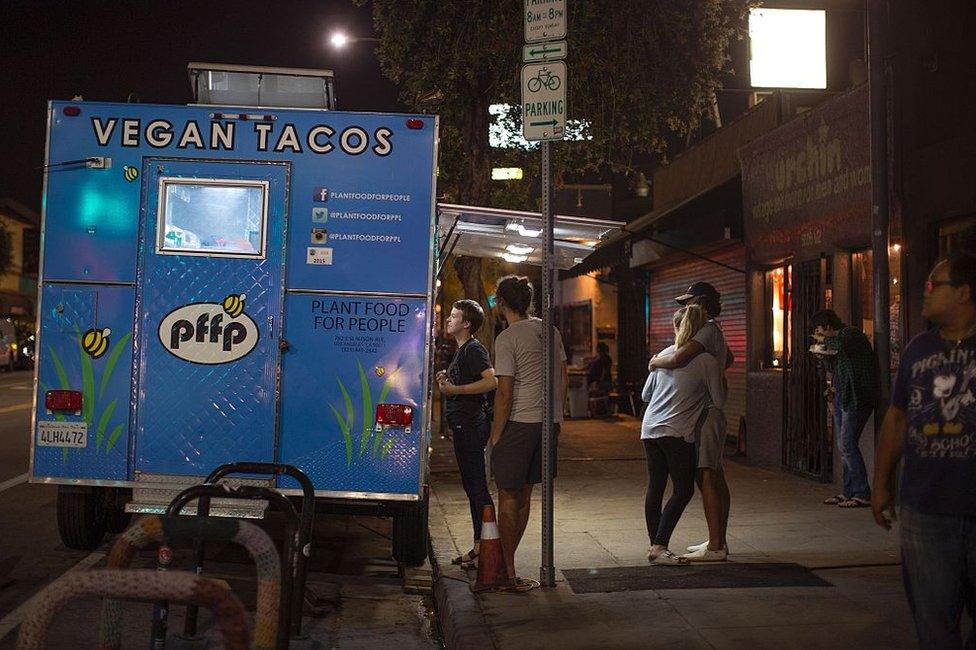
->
xmin=30 ymin=64 xmax=437 ymax=564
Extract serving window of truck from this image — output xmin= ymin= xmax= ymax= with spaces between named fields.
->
xmin=31 ymin=64 xmax=438 ymax=565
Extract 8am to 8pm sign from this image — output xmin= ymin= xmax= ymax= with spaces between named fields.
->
xmin=524 ymin=0 xmax=567 ymax=43
xmin=521 ymin=61 xmax=567 ymax=141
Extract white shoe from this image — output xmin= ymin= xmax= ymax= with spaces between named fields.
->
xmin=687 ymin=541 xmax=731 ymax=554
xmin=651 ymin=550 xmax=690 ymax=566
xmin=681 ymin=546 xmax=728 ymax=562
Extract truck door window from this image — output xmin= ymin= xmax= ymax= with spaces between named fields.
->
xmin=157 ymin=179 xmax=268 ymax=258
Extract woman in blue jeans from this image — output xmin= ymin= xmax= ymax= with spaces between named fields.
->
xmin=436 ymin=299 xmax=497 ymax=568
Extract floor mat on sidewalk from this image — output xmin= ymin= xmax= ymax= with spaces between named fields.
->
xmin=563 ymin=563 xmax=832 ymax=593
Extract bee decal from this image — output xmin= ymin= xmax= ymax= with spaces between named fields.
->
xmin=375 ymin=366 xmax=386 ymax=377
xmin=222 ymin=293 xmax=246 ymax=318
xmin=122 ymin=166 xmax=139 ymax=182
xmin=81 ymin=327 xmax=112 ymax=359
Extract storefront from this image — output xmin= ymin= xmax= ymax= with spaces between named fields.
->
xmin=740 ymin=84 xmax=902 ymax=481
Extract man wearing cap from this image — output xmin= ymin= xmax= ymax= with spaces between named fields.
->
xmin=648 ymin=281 xmax=733 ymax=561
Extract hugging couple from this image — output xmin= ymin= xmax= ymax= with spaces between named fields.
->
xmin=641 ymin=282 xmax=733 ymax=566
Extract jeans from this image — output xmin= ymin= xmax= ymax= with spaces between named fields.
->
xmin=832 ymin=392 xmax=873 ymax=499
xmin=449 ymin=413 xmax=494 ymax=542
xmin=642 ymin=437 xmax=697 ymax=547
xmin=899 ymin=506 xmax=976 ymax=649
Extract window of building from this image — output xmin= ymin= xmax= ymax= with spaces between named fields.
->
xmin=556 ymin=300 xmax=592 ymax=365
xmin=157 ymin=179 xmax=268 ymax=258
xmin=764 ymin=265 xmax=791 ymax=368
xmin=851 ymin=245 xmax=903 ymax=371
xmin=939 ymin=215 xmax=976 ymax=256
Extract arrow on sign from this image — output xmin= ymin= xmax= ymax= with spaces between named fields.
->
xmin=530 ymin=119 xmax=559 ymax=127
xmin=529 ymin=45 xmax=560 ymax=56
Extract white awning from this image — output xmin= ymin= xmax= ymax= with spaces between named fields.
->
xmin=437 ymin=203 xmax=623 ymax=270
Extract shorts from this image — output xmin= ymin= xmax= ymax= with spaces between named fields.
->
xmin=491 ymin=421 xmax=560 ymax=490
xmin=695 ymin=407 xmax=726 ymax=470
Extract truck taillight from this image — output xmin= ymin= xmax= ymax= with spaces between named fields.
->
xmin=45 ymin=390 xmax=83 ymax=413
xmin=406 ymin=118 xmax=424 ymax=130
xmin=375 ymin=403 xmax=414 ymax=428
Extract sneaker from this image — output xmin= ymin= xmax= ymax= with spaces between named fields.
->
xmin=687 ymin=541 xmax=731 ymax=554
xmin=681 ymin=546 xmax=728 ymax=562
xmin=652 ymin=550 xmax=690 ymax=566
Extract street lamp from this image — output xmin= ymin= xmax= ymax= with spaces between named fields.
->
xmin=329 ymin=32 xmax=381 ymax=49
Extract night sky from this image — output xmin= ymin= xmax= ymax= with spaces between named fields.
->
xmin=0 ymin=0 xmax=400 ymax=214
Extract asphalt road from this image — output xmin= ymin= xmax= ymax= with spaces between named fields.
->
xmin=0 ymin=369 xmax=439 ymax=647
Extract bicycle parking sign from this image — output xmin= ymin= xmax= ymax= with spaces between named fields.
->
xmin=521 ymin=61 xmax=567 ymax=141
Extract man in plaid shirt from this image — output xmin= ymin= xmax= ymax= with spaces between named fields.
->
xmin=811 ymin=309 xmax=880 ymax=508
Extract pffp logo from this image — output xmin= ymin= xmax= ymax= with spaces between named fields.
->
xmin=313 ymin=187 xmax=329 ymax=202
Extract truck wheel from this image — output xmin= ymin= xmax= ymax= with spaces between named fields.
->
xmin=57 ymin=486 xmax=107 ymax=550
xmin=104 ymin=488 xmax=132 ymax=534
xmin=392 ymin=493 xmax=429 ymax=566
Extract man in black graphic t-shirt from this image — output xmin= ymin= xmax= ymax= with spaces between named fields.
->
xmin=873 ymin=254 xmax=976 ymax=648
xmin=436 ymin=299 xmax=497 ymax=568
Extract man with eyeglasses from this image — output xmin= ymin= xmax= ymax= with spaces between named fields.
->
xmin=873 ymin=253 xmax=976 ymax=648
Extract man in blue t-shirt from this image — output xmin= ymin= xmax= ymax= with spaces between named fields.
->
xmin=873 ymin=254 xmax=976 ymax=649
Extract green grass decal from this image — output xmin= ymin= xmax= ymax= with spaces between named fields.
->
xmin=358 ymin=362 xmax=373 ymax=459
xmin=328 ymin=404 xmax=353 ymax=466
xmin=98 ymin=332 xmax=131 ymax=400
xmin=95 ymin=399 xmax=117 ymax=451
xmin=328 ymin=377 xmax=357 ymax=466
xmin=328 ymin=365 xmax=404 ymax=466
xmin=41 ymin=328 xmax=133 ymax=463
xmin=105 ymin=424 xmax=124 ymax=453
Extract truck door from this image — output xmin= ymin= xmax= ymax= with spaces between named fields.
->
xmin=134 ymin=159 xmax=288 ymax=476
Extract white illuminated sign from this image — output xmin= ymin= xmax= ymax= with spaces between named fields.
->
xmin=749 ymin=8 xmax=826 ymax=89
xmin=492 ymin=167 xmax=525 ymax=180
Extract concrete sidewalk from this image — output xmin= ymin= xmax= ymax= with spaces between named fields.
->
xmin=429 ymin=417 xmax=916 ymax=649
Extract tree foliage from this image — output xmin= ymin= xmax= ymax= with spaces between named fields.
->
xmin=359 ymin=0 xmax=749 ymax=208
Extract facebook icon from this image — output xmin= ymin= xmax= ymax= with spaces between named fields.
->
xmin=313 ymin=187 xmax=329 ymax=202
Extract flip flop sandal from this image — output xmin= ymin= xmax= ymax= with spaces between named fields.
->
xmin=823 ymin=495 xmax=847 ymax=505
xmin=839 ymin=497 xmax=870 ymax=508
xmin=452 ymin=549 xmax=478 ymax=565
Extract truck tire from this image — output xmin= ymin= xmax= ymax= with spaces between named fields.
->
xmin=104 ymin=488 xmax=132 ymax=534
xmin=392 ymin=494 xmax=429 ymax=566
xmin=57 ymin=486 xmax=107 ymax=550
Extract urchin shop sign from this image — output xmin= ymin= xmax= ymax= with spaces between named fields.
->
xmin=521 ymin=61 xmax=567 ymax=141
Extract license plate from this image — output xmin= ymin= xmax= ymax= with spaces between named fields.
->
xmin=37 ymin=421 xmax=88 ymax=448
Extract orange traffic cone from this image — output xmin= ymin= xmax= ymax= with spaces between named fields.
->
xmin=472 ymin=505 xmax=509 ymax=592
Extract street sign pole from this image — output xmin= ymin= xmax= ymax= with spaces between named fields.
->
xmin=540 ymin=139 xmax=555 ymax=589
xmin=522 ymin=0 xmax=565 ymax=590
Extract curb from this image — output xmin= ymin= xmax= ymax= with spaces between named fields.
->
xmin=428 ymin=487 xmax=497 ymax=649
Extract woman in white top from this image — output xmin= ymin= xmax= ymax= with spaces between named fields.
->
xmin=641 ymin=305 xmax=727 ymax=565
